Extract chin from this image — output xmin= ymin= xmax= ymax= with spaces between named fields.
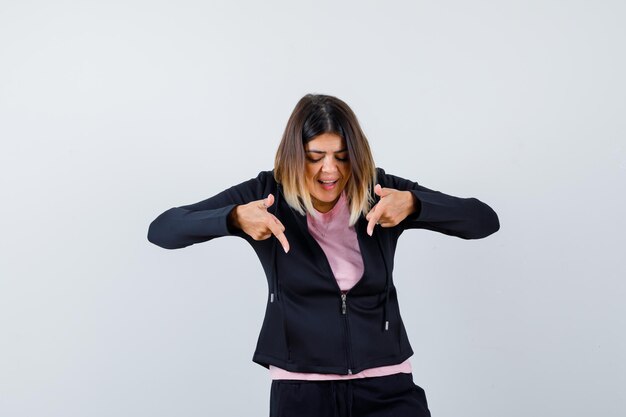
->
xmin=315 ymin=194 xmax=340 ymax=204
xmin=311 ymin=186 xmax=345 ymax=210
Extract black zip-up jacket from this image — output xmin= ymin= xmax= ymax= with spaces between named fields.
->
xmin=147 ymin=168 xmax=499 ymax=375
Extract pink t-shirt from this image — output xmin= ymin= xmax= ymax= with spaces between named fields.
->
xmin=269 ymin=192 xmax=412 ymax=380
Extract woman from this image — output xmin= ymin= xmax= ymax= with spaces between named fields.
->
xmin=148 ymin=94 xmax=500 ymax=416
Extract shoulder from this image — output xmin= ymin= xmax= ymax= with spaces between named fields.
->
xmin=256 ymin=170 xmax=278 ymax=190
xmin=256 ymin=169 xmax=274 ymax=179
xmin=238 ymin=169 xmax=276 ymax=185
xmin=217 ymin=170 xmax=277 ymax=202
xmin=375 ymin=167 xmax=420 ymax=188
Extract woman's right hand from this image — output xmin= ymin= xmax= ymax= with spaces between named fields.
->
xmin=229 ymin=194 xmax=290 ymax=253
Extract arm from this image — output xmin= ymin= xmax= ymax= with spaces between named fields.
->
xmin=377 ymin=168 xmax=500 ymax=239
xmin=147 ymin=171 xmax=269 ymax=249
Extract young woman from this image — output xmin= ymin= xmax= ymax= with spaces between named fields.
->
xmin=148 ymin=94 xmax=500 ymax=416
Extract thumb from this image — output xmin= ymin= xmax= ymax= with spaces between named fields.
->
xmin=263 ymin=193 xmax=275 ymax=209
xmin=374 ymin=184 xmax=392 ymax=198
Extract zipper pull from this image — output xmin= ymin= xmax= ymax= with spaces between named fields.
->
xmin=341 ymin=293 xmax=347 ymax=315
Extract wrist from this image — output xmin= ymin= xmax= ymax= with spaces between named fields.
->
xmin=405 ymin=191 xmax=415 ymax=212
xmin=228 ymin=205 xmax=241 ymax=230
xmin=405 ymin=191 xmax=418 ymax=217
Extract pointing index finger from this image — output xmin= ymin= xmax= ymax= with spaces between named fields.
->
xmin=367 ymin=206 xmax=381 ymax=236
xmin=267 ymin=214 xmax=290 ymax=253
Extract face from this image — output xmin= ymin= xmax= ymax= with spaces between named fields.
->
xmin=304 ymin=133 xmax=351 ymax=213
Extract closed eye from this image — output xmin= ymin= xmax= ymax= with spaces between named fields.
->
xmin=305 ymin=148 xmax=349 ymax=163
xmin=306 ymin=156 xmax=348 ymax=163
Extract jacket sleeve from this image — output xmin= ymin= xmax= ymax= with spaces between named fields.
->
xmin=377 ymin=168 xmax=500 ymax=239
xmin=147 ymin=171 xmax=269 ymax=249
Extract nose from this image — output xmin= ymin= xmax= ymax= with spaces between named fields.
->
xmin=321 ymin=155 xmax=338 ymax=173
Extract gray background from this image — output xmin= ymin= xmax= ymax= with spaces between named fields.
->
xmin=1 ymin=1 xmax=625 ymax=416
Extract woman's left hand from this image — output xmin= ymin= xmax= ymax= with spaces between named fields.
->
xmin=366 ymin=184 xmax=417 ymax=236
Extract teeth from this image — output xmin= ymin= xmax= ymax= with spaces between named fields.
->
xmin=320 ymin=180 xmax=337 ymax=184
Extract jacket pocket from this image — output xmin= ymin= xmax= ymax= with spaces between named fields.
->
xmin=255 ymin=295 xmax=291 ymax=362
xmin=348 ymin=295 xmax=402 ymax=365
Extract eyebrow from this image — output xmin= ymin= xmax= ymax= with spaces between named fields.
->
xmin=305 ymin=148 xmax=348 ymax=154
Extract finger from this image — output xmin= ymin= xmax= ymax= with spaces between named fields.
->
xmin=377 ymin=220 xmax=394 ymax=228
xmin=267 ymin=215 xmax=290 ymax=253
xmin=262 ymin=193 xmax=274 ymax=209
xmin=257 ymin=196 xmax=268 ymax=210
xmin=365 ymin=202 xmax=378 ymax=222
xmin=274 ymin=230 xmax=290 ymax=253
xmin=268 ymin=213 xmax=286 ymax=233
xmin=374 ymin=184 xmax=393 ymax=198
xmin=367 ymin=211 xmax=382 ymax=236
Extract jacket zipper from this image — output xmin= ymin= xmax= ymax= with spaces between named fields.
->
xmin=341 ymin=292 xmax=354 ymax=375
xmin=298 ymin=213 xmax=371 ymax=375
xmin=297 ymin=236 xmax=356 ymax=374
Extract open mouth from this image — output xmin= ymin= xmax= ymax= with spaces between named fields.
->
xmin=318 ymin=179 xmax=339 ymax=190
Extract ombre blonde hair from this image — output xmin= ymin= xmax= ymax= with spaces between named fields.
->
xmin=274 ymin=94 xmax=377 ymax=226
